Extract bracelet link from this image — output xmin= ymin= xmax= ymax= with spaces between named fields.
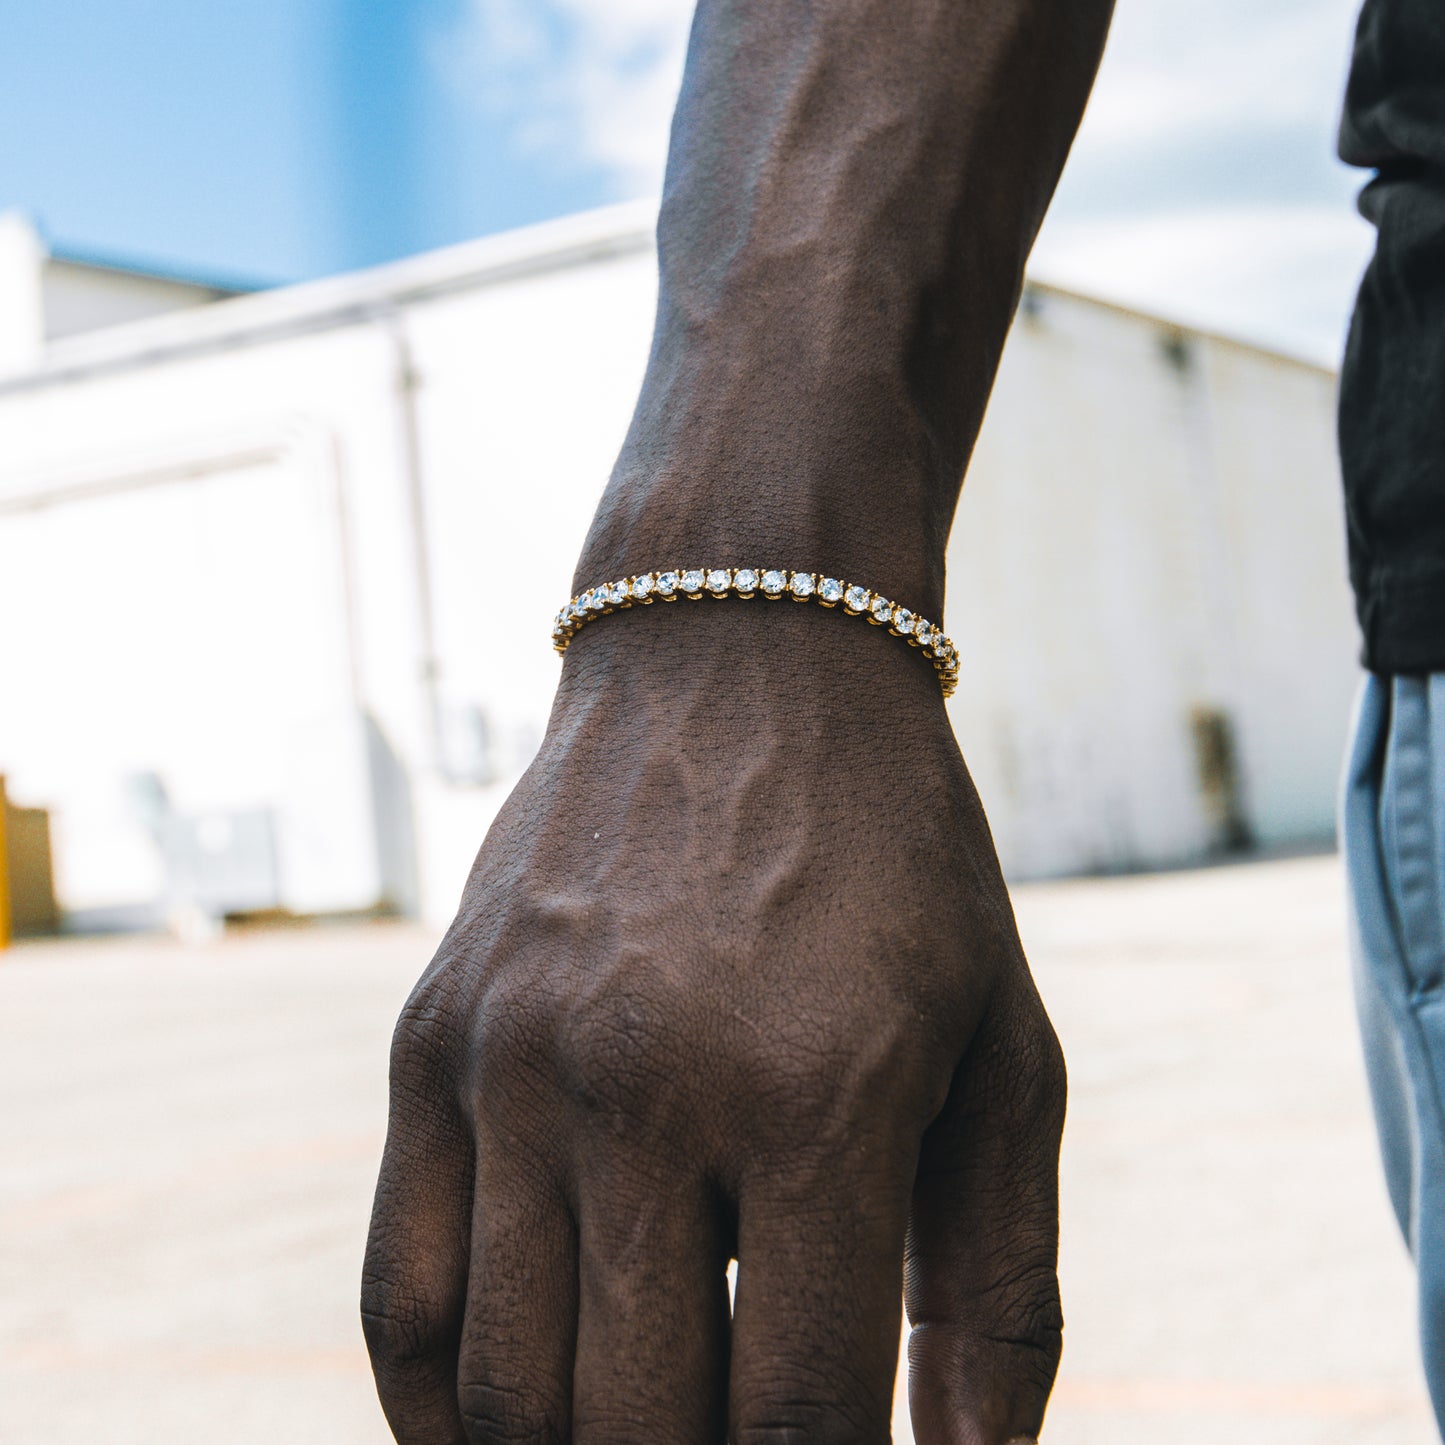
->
xmin=552 ymin=568 xmax=959 ymax=697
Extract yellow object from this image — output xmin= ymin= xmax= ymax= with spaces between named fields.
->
xmin=0 ymin=776 xmax=11 ymax=951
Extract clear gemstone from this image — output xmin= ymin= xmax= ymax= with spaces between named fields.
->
xmin=818 ymin=577 xmax=844 ymax=603
xmin=734 ymin=568 xmax=759 ymax=592
xmin=569 ymin=599 xmax=586 ymax=620
xmin=706 ymin=568 xmax=731 ymax=593
xmin=789 ymin=572 xmax=816 ymax=597
xmin=587 ymin=589 xmax=607 ymax=612
xmin=631 ymin=573 xmax=654 ymax=599
xmin=761 ymin=569 xmax=787 ymax=595
xmin=844 ymin=585 xmax=870 ymax=612
xmin=916 ymin=623 xmax=935 ymax=648
xmin=608 ymin=581 xmax=629 ymax=605
xmin=894 ymin=609 xmax=915 ymax=634
xmin=681 ymin=569 xmax=705 ymax=593
xmin=656 ymin=570 xmax=679 ymax=595
xmin=870 ymin=595 xmax=892 ymax=623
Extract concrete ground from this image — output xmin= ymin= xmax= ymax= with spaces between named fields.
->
xmin=0 ymin=854 xmax=1435 ymax=1444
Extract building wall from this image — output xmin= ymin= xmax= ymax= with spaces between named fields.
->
xmin=0 ymin=211 xmax=1360 ymax=930
xmin=42 ymin=262 xmax=236 ymax=343
xmin=949 ymin=287 xmax=1354 ymax=876
xmin=0 ymin=212 xmax=243 ymax=375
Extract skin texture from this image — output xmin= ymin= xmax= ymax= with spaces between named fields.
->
xmin=364 ymin=0 xmax=1115 ymax=1440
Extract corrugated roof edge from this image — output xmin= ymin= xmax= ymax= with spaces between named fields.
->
xmin=1021 ymin=271 xmax=1339 ymax=379
xmin=47 ymin=246 xmax=262 ymax=297
xmin=1 ymin=199 xmax=659 ymax=395
xmin=2 ymin=197 xmax=1336 ymax=393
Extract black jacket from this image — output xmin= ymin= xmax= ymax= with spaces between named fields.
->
xmin=1340 ymin=0 xmax=1445 ymax=672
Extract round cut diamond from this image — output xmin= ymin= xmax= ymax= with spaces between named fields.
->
xmin=894 ymin=609 xmax=915 ymax=635
xmin=734 ymin=568 xmax=759 ymax=593
xmin=681 ymin=569 xmax=705 ymax=593
xmin=608 ymin=581 xmax=629 ymax=605
xmin=844 ymin=585 xmax=870 ymax=612
xmin=761 ymin=569 xmax=787 ymax=595
xmin=656 ymin=570 xmax=679 ymax=595
xmin=706 ymin=568 xmax=731 ymax=593
xmin=789 ymin=572 xmax=816 ymax=598
xmin=631 ymin=573 xmax=654 ymax=599
xmin=818 ymin=577 xmax=844 ymax=603
xmin=587 ymin=589 xmax=608 ymax=612
xmin=870 ymin=595 xmax=892 ymax=623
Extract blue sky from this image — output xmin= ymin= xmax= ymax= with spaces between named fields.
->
xmin=2 ymin=0 xmax=1373 ymax=360
xmin=0 ymin=0 xmax=616 ymax=282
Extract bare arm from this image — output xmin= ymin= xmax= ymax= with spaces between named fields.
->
xmin=579 ymin=0 xmax=1113 ymax=618
xmin=364 ymin=3 xmax=1113 ymax=1443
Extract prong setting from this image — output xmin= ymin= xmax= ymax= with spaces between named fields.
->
xmin=552 ymin=566 xmax=958 ymax=695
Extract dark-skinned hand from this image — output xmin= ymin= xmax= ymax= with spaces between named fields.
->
xmin=362 ymin=0 xmax=1114 ymax=1435
xmin=363 ymin=605 xmax=1065 ymax=1444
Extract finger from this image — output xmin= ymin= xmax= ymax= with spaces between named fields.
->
xmin=454 ymin=1134 xmax=578 ymax=1445
xmin=570 ymin=1154 xmax=731 ymax=1443
xmin=905 ymin=973 xmax=1067 ymax=1445
xmin=362 ymin=1010 xmax=474 ymax=1444
xmin=729 ymin=1140 xmax=915 ymax=1443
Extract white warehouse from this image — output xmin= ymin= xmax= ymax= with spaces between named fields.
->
xmin=0 ymin=203 xmax=1358 ymax=932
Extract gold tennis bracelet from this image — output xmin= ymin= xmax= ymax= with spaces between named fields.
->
xmin=551 ymin=567 xmax=959 ymax=697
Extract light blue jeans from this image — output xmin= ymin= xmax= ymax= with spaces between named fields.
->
xmin=1343 ymin=674 xmax=1445 ymax=1432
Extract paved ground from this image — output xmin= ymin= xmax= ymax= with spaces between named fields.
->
xmin=0 ymin=854 xmax=1435 ymax=1444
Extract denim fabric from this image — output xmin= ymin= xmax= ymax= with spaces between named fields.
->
xmin=1343 ymin=673 xmax=1445 ymax=1431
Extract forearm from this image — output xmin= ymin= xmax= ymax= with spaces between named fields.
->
xmin=574 ymin=0 xmax=1115 ymax=620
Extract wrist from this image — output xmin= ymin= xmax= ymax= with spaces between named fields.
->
xmin=551 ymin=583 xmax=952 ymax=725
xmin=570 ymin=318 xmax=952 ymax=621
xmin=573 ymin=492 xmax=946 ymax=628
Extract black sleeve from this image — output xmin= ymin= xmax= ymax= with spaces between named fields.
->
xmin=1338 ymin=0 xmax=1445 ymax=673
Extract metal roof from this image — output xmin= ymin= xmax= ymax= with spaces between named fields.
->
xmin=1 ymin=197 xmax=1335 ymax=396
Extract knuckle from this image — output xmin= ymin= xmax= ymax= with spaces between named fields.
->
xmin=469 ymin=972 xmax=561 ymax=1096
xmin=976 ymin=984 xmax=1068 ymax=1142
xmin=984 ymin=1261 xmax=1064 ymax=1355
xmin=389 ymin=972 xmax=465 ymax=1091
xmin=1015 ymin=1007 xmax=1067 ymax=1139
xmin=739 ymin=996 xmax=932 ymax=1134
xmin=571 ymin=1406 xmax=690 ymax=1443
xmin=456 ymin=1378 xmax=564 ymax=1445
xmin=359 ymin=1276 xmax=451 ymax=1368
xmin=735 ymin=1359 xmax=887 ymax=1445
xmin=936 ymin=1261 xmax=1064 ymax=1391
xmin=555 ymin=975 xmax=684 ymax=1125
xmin=734 ymin=1396 xmax=884 ymax=1445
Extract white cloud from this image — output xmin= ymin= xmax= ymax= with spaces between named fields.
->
xmin=1032 ymin=205 xmax=1374 ymax=364
xmin=1035 ymin=0 xmax=1372 ymax=361
xmin=1080 ymin=0 xmax=1361 ymax=147
xmin=442 ymin=0 xmax=1378 ymax=360
xmin=442 ymin=0 xmax=691 ymax=191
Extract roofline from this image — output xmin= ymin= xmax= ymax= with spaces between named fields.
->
xmin=1021 ymin=269 xmax=1339 ymax=379
xmin=0 ymin=200 xmax=659 ymax=396
xmin=0 ymin=196 xmax=1336 ymax=394
xmin=48 ymin=244 xmax=263 ymax=297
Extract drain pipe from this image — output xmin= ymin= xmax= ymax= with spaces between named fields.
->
xmin=383 ymin=309 xmax=459 ymax=786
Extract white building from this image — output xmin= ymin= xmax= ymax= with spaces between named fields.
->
xmin=0 ymin=204 xmax=1358 ymax=931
